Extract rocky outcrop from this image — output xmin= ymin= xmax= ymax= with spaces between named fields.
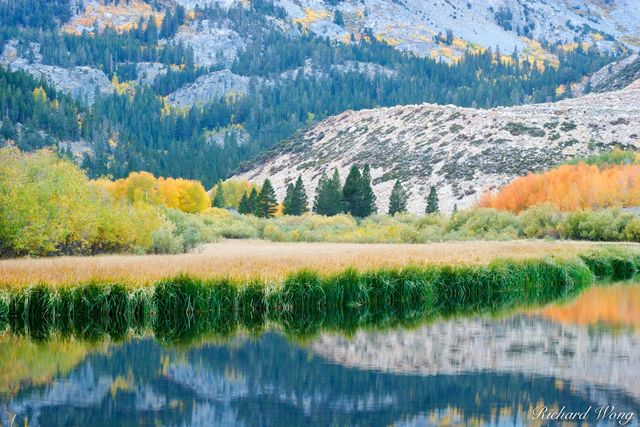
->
xmin=0 ymin=41 xmax=113 ymax=105
xmin=234 ymin=82 xmax=640 ymax=213
xmin=167 ymin=70 xmax=253 ymax=107
xmin=173 ymin=20 xmax=245 ymax=68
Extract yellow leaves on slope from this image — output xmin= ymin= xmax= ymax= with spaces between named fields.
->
xmin=293 ymin=8 xmax=331 ymax=29
xmin=63 ymin=0 xmax=163 ymax=34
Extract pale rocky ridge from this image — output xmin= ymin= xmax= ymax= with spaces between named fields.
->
xmin=176 ymin=0 xmax=640 ymax=60
xmin=234 ymin=79 xmax=640 ymax=213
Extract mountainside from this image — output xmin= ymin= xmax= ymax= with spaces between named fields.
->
xmin=208 ymin=0 xmax=640 ymax=59
xmin=0 ymin=0 xmax=636 ymax=186
xmin=234 ymin=80 xmax=640 ymax=213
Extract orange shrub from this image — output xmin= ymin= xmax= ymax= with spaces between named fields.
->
xmin=479 ymin=163 xmax=640 ymax=212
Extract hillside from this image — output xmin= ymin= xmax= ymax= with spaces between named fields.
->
xmin=234 ymin=80 xmax=640 ymax=213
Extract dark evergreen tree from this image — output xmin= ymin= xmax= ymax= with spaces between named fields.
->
xmin=255 ymin=178 xmax=278 ymax=218
xmin=388 ymin=179 xmax=408 ymax=215
xmin=342 ymin=165 xmax=362 ymax=216
xmin=212 ymin=180 xmax=226 ymax=208
xmin=238 ymin=192 xmax=250 ymax=214
xmin=283 ymin=176 xmax=309 ymax=215
xmin=359 ymin=164 xmax=377 ymax=217
xmin=283 ymin=182 xmax=297 ymax=215
xmin=294 ymin=175 xmax=309 ymax=214
xmin=425 ymin=185 xmax=440 ymax=214
xmin=247 ymin=188 xmax=258 ymax=214
xmin=314 ymin=169 xmax=343 ymax=216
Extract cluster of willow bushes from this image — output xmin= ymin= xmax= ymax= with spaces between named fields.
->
xmin=2 ymin=250 xmax=636 ymax=342
xmin=0 ymin=147 xmax=220 ymax=257
xmin=202 ymin=204 xmax=640 ymax=243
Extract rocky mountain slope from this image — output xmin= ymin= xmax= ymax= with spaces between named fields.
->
xmin=176 ymin=0 xmax=640 ymax=59
xmin=234 ymin=79 xmax=640 ymax=213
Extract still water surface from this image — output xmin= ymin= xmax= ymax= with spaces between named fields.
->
xmin=1 ymin=284 xmax=639 ymax=426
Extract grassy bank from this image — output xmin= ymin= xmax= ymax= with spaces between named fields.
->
xmin=1 ymin=249 xmax=637 ymax=342
xmin=0 ymin=240 xmax=620 ymax=286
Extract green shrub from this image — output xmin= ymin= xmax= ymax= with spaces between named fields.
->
xmin=520 ymin=203 xmax=561 ymax=238
xmin=445 ymin=208 xmax=523 ymax=239
xmin=559 ymin=210 xmax=635 ymax=241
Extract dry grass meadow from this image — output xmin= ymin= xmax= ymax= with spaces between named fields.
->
xmin=0 ymin=239 xmax=629 ymax=288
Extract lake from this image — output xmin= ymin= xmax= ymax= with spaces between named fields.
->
xmin=1 ymin=283 xmax=639 ymax=426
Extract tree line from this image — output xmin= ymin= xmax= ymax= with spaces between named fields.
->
xmin=212 ymin=165 xmax=441 ymax=218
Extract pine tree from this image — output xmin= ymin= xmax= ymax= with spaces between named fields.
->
xmin=314 ymin=169 xmax=343 ymax=216
xmin=388 ymin=179 xmax=407 ymax=215
xmin=425 ymin=185 xmax=439 ymax=214
xmin=360 ymin=164 xmax=377 ymax=217
xmin=283 ymin=182 xmax=296 ymax=215
xmin=255 ymin=178 xmax=278 ymax=218
xmin=342 ymin=165 xmax=362 ymax=216
xmin=284 ymin=176 xmax=308 ymax=215
xmin=294 ymin=176 xmax=308 ymax=214
xmin=238 ymin=191 xmax=249 ymax=214
xmin=247 ymin=188 xmax=258 ymax=214
xmin=212 ymin=180 xmax=225 ymax=208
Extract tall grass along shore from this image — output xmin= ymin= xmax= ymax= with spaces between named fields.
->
xmin=1 ymin=249 xmax=637 ymax=343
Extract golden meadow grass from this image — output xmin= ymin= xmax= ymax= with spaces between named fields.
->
xmin=0 ymin=240 xmax=628 ymax=287
xmin=2 ymin=244 xmax=639 ymax=343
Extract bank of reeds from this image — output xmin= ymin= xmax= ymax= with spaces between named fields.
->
xmin=1 ymin=249 xmax=637 ymax=342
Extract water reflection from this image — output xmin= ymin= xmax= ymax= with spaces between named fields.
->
xmin=0 ymin=284 xmax=639 ymax=427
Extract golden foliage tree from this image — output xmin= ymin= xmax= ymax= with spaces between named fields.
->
xmin=99 ymin=172 xmax=210 ymax=213
xmin=479 ymin=163 xmax=640 ymax=212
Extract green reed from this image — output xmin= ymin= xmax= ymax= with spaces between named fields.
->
xmin=2 ymin=249 xmax=637 ymax=343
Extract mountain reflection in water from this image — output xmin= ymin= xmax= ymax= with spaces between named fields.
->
xmin=1 ymin=284 xmax=639 ymax=427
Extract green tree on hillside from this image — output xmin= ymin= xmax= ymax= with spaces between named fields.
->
xmin=212 ymin=180 xmax=226 ymax=208
xmin=239 ymin=187 xmax=259 ymax=215
xmin=283 ymin=176 xmax=309 ymax=215
xmin=342 ymin=165 xmax=362 ymax=216
xmin=238 ymin=192 xmax=249 ymax=213
xmin=388 ymin=179 xmax=408 ymax=215
xmin=294 ymin=176 xmax=309 ymax=214
xmin=343 ymin=164 xmax=377 ymax=217
xmin=314 ymin=169 xmax=343 ymax=216
xmin=426 ymin=185 xmax=440 ymax=214
xmin=360 ymin=164 xmax=377 ymax=217
xmin=255 ymin=179 xmax=278 ymax=218
xmin=283 ymin=183 xmax=296 ymax=215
